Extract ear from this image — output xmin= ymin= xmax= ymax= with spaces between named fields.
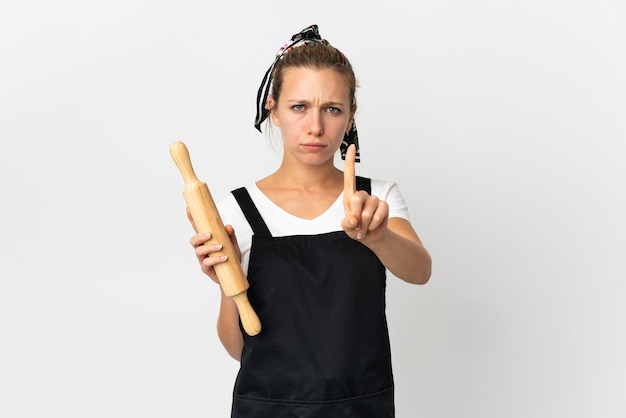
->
xmin=346 ymin=104 xmax=357 ymax=132
xmin=267 ymin=98 xmax=280 ymax=127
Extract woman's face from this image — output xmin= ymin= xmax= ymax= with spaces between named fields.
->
xmin=269 ymin=67 xmax=355 ymax=166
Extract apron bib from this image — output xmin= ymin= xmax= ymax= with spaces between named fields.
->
xmin=230 ymin=178 xmax=394 ymax=418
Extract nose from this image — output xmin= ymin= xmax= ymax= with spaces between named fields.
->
xmin=308 ymin=111 xmax=323 ymax=137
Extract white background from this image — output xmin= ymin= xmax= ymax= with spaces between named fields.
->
xmin=1 ymin=1 xmax=625 ymax=417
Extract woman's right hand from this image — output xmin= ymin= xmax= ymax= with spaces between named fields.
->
xmin=187 ymin=208 xmax=241 ymax=284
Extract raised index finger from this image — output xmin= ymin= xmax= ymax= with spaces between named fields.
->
xmin=343 ymin=144 xmax=357 ymax=211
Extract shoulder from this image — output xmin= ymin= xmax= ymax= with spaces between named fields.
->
xmin=215 ymin=186 xmax=254 ymax=238
xmin=369 ymin=178 xmax=411 ymax=221
xmin=369 ymin=178 xmax=398 ymax=197
xmin=215 ymin=185 xmax=256 ymax=271
xmin=215 ymin=191 xmax=242 ymax=221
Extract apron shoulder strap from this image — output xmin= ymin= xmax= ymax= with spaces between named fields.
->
xmin=356 ymin=176 xmax=372 ymax=194
xmin=231 ymin=187 xmax=272 ymax=237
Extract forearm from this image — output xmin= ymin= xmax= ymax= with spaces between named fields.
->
xmin=367 ymin=220 xmax=432 ymax=284
xmin=217 ymin=290 xmax=244 ymax=361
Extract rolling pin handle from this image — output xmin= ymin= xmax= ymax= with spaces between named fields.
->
xmin=170 ymin=141 xmax=200 ymax=187
xmin=232 ymin=292 xmax=262 ymax=336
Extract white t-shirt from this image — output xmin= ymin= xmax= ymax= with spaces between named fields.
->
xmin=216 ymin=179 xmax=410 ymax=273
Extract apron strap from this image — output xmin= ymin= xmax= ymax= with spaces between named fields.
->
xmin=356 ymin=176 xmax=371 ymax=194
xmin=231 ymin=187 xmax=273 ymax=237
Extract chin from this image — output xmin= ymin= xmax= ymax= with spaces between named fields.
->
xmin=299 ymin=154 xmax=335 ymax=166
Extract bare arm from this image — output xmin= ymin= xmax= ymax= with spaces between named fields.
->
xmin=217 ymin=289 xmax=244 ymax=361
xmin=341 ymin=145 xmax=432 ymax=284
xmin=188 ymin=209 xmax=244 ymax=360
xmin=365 ymin=217 xmax=431 ymax=284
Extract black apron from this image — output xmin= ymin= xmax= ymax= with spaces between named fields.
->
xmin=230 ymin=177 xmax=394 ymax=418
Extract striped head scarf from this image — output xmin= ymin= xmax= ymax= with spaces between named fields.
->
xmin=254 ymin=24 xmax=360 ymax=162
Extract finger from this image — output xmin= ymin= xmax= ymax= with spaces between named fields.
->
xmin=362 ymin=199 xmax=388 ymax=233
xmin=224 ymin=224 xmax=242 ymax=260
xmin=350 ymin=193 xmax=366 ymax=228
xmin=343 ymin=144 xmax=357 ymax=211
xmin=367 ymin=201 xmax=389 ymax=232
xmin=195 ymin=242 xmax=223 ymax=259
xmin=225 ymin=224 xmax=237 ymax=241
xmin=357 ymin=196 xmax=377 ymax=233
xmin=201 ymin=253 xmax=228 ymax=268
xmin=186 ymin=207 xmax=198 ymax=233
xmin=190 ymin=232 xmax=212 ymax=248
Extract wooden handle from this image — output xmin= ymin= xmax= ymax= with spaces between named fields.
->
xmin=170 ymin=141 xmax=261 ymax=336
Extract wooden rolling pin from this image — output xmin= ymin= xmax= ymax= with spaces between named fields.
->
xmin=170 ymin=141 xmax=261 ymax=336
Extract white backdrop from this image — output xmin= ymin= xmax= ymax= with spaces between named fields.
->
xmin=1 ymin=1 xmax=625 ymax=417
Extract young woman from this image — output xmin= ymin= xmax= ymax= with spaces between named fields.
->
xmin=188 ymin=25 xmax=431 ymax=418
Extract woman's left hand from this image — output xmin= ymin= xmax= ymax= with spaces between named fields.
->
xmin=341 ymin=145 xmax=389 ymax=243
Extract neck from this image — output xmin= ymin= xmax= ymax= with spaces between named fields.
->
xmin=261 ymin=155 xmax=342 ymax=191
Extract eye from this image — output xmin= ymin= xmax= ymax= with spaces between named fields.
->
xmin=327 ymin=106 xmax=341 ymax=114
xmin=292 ymin=104 xmax=305 ymax=111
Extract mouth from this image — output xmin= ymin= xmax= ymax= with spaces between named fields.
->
xmin=301 ymin=143 xmax=327 ymax=150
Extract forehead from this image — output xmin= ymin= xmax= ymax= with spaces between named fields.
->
xmin=279 ymin=67 xmax=351 ymax=101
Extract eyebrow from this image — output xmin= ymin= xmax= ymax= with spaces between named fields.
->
xmin=285 ymin=99 xmax=348 ymax=107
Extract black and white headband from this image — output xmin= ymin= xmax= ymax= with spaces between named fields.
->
xmin=253 ymin=24 xmax=360 ymax=161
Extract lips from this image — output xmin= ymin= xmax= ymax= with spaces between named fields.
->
xmin=301 ymin=143 xmax=326 ymax=150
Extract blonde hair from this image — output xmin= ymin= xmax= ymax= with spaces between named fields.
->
xmin=270 ymin=43 xmax=358 ymax=108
